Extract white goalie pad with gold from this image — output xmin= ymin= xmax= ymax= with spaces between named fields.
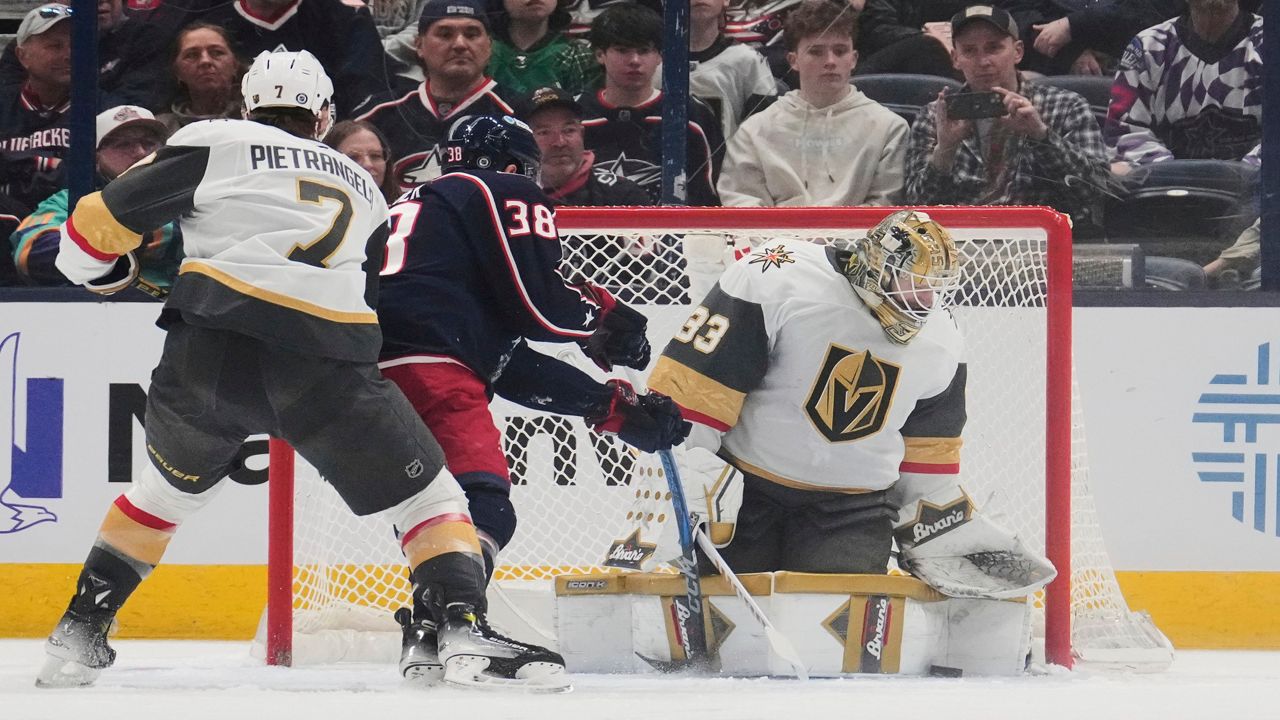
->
xmin=891 ymin=479 xmax=1057 ymax=600
xmin=555 ymin=572 xmax=1033 ymax=677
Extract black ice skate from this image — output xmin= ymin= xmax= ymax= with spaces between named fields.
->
xmin=36 ymin=609 xmax=117 ymax=688
xmin=394 ymin=607 xmax=443 ymax=683
xmin=436 ymin=603 xmax=569 ymax=692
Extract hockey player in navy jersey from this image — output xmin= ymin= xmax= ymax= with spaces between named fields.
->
xmin=375 ymin=114 xmax=690 ymax=680
xmin=39 ymin=52 xmax=567 ymax=691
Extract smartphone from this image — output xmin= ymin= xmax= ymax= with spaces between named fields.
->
xmin=944 ymin=91 xmax=1008 ymax=120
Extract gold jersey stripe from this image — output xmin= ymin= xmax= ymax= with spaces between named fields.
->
xmin=98 ymin=505 xmax=174 ymax=565
xmin=902 ymin=436 xmax=963 ymax=465
xmin=180 ymin=262 xmax=379 ymax=324
xmin=648 ymin=356 xmax=745 ymax=430
xmin=70 ymin=192 xmax=143 ymax=256
xmin=402 ymin=520 xmax=482 ymax=566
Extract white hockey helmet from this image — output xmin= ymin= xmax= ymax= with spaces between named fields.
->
xmin=846 ymin=210 xmax=961 ymax=344
xmin=241 ymin=50 xmax=335 ymax=137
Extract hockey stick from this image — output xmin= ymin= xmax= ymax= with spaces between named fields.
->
xmin=640 ymin=448 xmax=714 ymax=671
xmin=693 ymin=527 xmax=809 ymax=680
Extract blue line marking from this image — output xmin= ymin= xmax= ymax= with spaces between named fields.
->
xmin=1192 ymin=452 xmax=1246 ymax=463
xmin=1198 ymin=472 xmax=1245 ymax=483
xmin=1211 ymin=374 xmax=1248 ymax=384
xmin=1259 ymin=343 xmax=1271 ymax=385
xmin=1254 ymin=454 xmax=1267 ymax=532
xmin=1233 ymin=492 xmax=1244 ymax=521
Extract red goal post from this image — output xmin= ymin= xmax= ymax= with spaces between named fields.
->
xmin=264 ymin=205 xmax=1172 ymax=671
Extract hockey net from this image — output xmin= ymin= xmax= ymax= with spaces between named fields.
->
xmin=258 ymin=206 xmax=1172 ymax=670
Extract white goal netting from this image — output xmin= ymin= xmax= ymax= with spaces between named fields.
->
xmin=260 ymin=207 xmax=1172 ymax=669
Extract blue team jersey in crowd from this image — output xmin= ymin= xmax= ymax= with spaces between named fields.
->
xmin=376 ymin=169 xmax=603 ymax=383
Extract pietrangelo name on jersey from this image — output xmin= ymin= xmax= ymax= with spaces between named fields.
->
xmin=249 ymin=144 xmax=377 ymax=204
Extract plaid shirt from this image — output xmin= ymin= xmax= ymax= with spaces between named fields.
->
xmin=904 ymin=80 xmax=1109 ymax=228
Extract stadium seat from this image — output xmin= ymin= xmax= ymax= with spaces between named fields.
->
xmin=1143 ymin=256 xmax=1207 ymax=290
xmin=1036 ymin=75 xmax=1112 ymax=130
xmin=1105 ymin=159 xmax=1259 ymax=265
xmin=850 ymin=74 xmax=962 ymax=125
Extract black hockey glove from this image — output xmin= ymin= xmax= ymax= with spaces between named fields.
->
xmin=581 ymin=286 xmax=651 ymax=371
xmin=586 ymin=380 xmax=691 ymax=453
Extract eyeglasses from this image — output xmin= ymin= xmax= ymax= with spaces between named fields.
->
xmin=37 ymin=5 xmax=73 ymax=17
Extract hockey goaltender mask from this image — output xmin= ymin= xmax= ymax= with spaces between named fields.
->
xmin=648 ymin=210 xmax=1057 ymax=600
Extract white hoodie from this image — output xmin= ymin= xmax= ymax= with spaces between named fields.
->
xmin=718 ymin=87 xmax=907 ymax=207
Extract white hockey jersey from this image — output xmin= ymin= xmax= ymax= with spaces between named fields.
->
xmin=57 ymin=119 xmax=389 ymax=362
xmin=649 ymin=240 xmax=966 ymax=494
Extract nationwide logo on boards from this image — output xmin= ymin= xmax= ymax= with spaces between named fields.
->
xmin=1191 ymin=342 xmax=1280 ymax=537
xmin=0 ymin=332 xmax=64 ymax=533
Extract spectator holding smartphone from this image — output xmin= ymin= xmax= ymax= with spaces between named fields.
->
xmin=903 ymin=5 xmax=1108 ymax=236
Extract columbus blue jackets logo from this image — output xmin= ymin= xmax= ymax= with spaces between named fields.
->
xmin=594 ymin=152 xmax=662 ymax=195
xmin=394 ymin=148 xmax=443 ymax=192
xmin=805 ymin=344 xmax=901 ymax=443
xmin=0 ymin=332 xmax=64 ymax=534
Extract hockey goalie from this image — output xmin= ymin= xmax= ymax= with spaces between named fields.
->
xmin=558 ymin=210 xmax=1057 ymax=677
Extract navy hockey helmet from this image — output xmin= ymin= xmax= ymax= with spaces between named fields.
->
xmin=443 ymin=114 xmax=542 ymax=182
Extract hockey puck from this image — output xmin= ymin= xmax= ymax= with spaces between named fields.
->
xmin=928 ymin=665 xmax=964 ymax=678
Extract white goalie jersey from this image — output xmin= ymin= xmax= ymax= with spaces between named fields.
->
xmin=649 ymin=240 xmax=966 ymax=494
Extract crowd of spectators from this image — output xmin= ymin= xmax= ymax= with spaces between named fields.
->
xmin=0 ymin=0 xmax=1266 ymax=290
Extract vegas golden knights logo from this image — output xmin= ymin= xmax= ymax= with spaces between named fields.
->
xmin=805 ymin=344 xmax=901 ymax=442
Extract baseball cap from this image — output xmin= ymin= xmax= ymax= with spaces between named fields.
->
xmin=96 ymin=105 xmax=167 ymax=148
xmin=519 ymin=87 xmax=584 ymax=121
xmin=418 ymin=0 xmax=490 ymax=33
xmin=17 ymin=3 xmax=74 ymax=46
xmin=950 ymin=5 xmax=1019 ymax=40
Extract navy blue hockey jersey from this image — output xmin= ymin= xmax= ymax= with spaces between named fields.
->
xmin=377 ymin=170 xmax=603 ymax=382
xmin=577 ymin=89 xmax=724 ymax=206
xmin=153 ymin=0 xmax=393 ymax=118
xmin=357 ymin=79 xmax=518 ymax=194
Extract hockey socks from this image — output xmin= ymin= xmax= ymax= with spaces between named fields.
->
xmin=70 ymin=543 xmax=152 ymax=615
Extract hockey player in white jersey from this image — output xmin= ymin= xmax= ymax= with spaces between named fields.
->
xmin=39 ymin=50 xmax=567 ymax=691
xmin=649 ymin=210 xmax=1056 ymax=599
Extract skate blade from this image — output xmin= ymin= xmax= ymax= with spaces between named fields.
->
xmin=35 ymin=654 xmax=100 ymax=688
xmin=401 ymin=662 xmax=445 ymax=685
xmin=443 ymin=655 xmax=571 ymax=693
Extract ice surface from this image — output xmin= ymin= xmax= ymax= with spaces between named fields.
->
xmin=2 ymin=640 xmax=1277 ymax=720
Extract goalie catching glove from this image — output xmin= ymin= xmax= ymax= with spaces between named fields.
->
xmin=891 ymin=480 xmax=1057 ymax=599
xmin=586 ymin=380 xmax=690 ymax=452
xmin=580 ymin=285 xmax=651 ymax=371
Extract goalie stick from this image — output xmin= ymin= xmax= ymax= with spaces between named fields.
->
xmin=692 ymin=526 xmax=809 ymax=680
xmin=643 ymin=450 xmax=808 ymax=678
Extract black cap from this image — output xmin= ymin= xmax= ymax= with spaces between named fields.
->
xmin=519 ymin=86 xmax=584 ymax=121
xmin=950 ymin=5 xmax=1019 ymax=39
xmin=418 ymin=0 xmax=490 ymax=33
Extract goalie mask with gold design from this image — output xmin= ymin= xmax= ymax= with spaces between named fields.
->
xmin=846 ymin=210 xmax=961 ymax=344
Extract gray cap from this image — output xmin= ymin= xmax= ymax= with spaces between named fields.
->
xmin=17 ymin=3 xmax=73 ymax=46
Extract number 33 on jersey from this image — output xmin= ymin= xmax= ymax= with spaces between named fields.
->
xmin=648 ymin=241 xmax=967 ymax=495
